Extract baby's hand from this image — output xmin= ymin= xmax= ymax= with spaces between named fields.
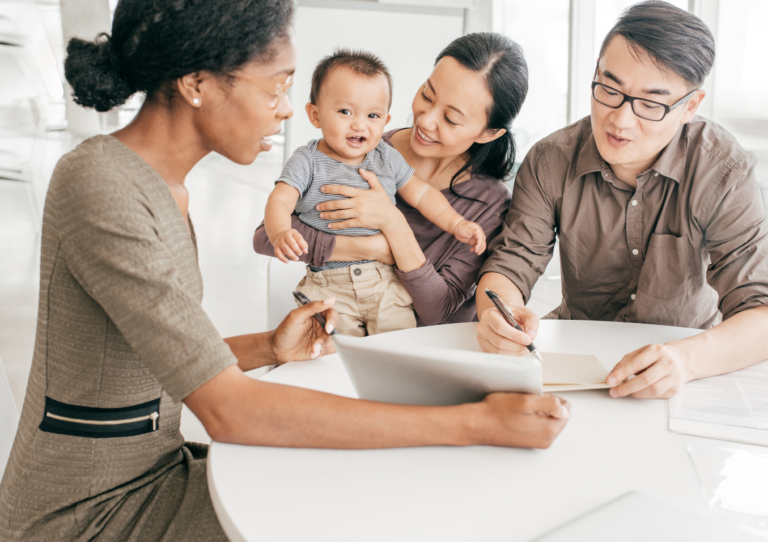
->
xmin=273 ymin=229 xmax=308 ymax=263
xmin=453 ymin=220 xmax=486 ymax=255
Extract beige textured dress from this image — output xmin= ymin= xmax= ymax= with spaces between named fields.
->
xmin=0 ymin=136 xmax=236 ymax=541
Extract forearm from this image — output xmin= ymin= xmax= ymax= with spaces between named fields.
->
xmin=414 ymin=190 xmax=462 ymax=234
xmin=677 ymin=305 xmax=768 ymax=381
xmin=224 ymin=332 xmax=277 ymax=372
xmin=190 ymin=366 xmax=476 ymax=448
xmin=382 ymin=213 xmax=427 ymax=273
xmin=264 ymin=195 xmax=295 ymax=243
xmin=477 ymin=272 xmax=525 ymax=315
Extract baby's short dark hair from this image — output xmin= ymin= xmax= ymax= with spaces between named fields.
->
xmin=309 ymin=49 xmax=393 ymax=109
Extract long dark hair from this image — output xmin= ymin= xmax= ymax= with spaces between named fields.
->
xmin=435 ymin=32 xmax=528 ymax=196
xmin=64 ymin=0 xmax=294 ymax=112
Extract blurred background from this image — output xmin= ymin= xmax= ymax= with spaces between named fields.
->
xmin=1 ymin=0 xmax=766 ymax=438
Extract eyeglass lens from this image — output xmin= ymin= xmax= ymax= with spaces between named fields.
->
xmin=593 ymin=84 xmax=667 ymax=121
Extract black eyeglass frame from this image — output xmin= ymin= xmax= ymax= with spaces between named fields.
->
xmin=590 ymin=81 xmax=699 ymax=122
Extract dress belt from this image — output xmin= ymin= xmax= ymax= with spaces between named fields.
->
xmin=39 ymin=396 xmax=160 ymax=438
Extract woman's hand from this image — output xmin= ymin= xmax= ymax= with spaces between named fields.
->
xmin=270 ymin=299 xmax=338 ymax=365
xmin=317 ymin=169 xmax=402 ymax=233
xmin=477 ymin=306 xmax=540 ymax=356
xmin=474 ymin=393 xmax=570 ymax=449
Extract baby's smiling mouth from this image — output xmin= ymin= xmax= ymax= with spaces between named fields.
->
xmin=347 ymin=136 xmax=367 ymax=146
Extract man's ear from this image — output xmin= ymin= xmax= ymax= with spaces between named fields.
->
xmin=306 ymin=102 xmax=321 ymax=128
xmin=477 ymin=127 xmax=506 ymax=145
xmin=177 ymin=71 xmax=206 ymax=108
xmin=680 ymin=89 xmax=706 ymax=124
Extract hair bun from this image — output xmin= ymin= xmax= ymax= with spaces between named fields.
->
xmin=64 ymin=33 xmax=136 ymax=112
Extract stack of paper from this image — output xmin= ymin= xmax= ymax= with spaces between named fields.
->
xmin=541 ymin=353 xmax=610 ymax=392
xmin=668 ymin=361 xmax=768 ymax=446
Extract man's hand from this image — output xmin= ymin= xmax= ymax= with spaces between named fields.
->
xmin=453 ymin=219 xmax=487 ymax=254
xmin=475 ymin=393 xmax=571 ymax=449
xmin=270 ymin=298 xmax=338 ymax=364
xmin=273 ymin=229 xmax=308 ymax=263
xmin=477 ymin=306 xmax=540 ymax=356
xmin=606 ymin=343 xmax=690 ymax=399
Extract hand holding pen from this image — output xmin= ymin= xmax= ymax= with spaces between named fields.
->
xmin=483 ymin=289 xmax=543 ymax=362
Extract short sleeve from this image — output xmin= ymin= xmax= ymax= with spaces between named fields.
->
xmin=380 ymin=142 xmax=415 ymax=190
xmin=276 ymin=145 xmax=315 ymax=196
xmin=57 ymin=164 xmax=237 ymax=401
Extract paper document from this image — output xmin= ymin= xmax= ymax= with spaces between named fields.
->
xmin=668 ymin=360 xmax=768 ymax=446
xmin=541 ymin=352 xmax=610 ymax=392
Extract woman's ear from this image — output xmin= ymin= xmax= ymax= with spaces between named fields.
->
xmin=476 ymin=127 xmax=506 ymax=145
xmin=177 ymin=72 xmax=206 ymax=108
xmin=306 ymin=102 xmax=321 ymax=128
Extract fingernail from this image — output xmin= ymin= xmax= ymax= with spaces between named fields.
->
xmin=324 ymin=297 xmax=335 ymax=305
xmin=326 ymin=323 xmax=334 ymax=334
xmin=560 ymin=406 xmax=571 ymax=419
xmin=609 ymin=388 xmax=617 ymax=398
xmin=606 ymin=376 xmax=616 ymax=386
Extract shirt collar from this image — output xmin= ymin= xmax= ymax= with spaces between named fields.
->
xmin=576 ymin=123 xmax=687 ymax=185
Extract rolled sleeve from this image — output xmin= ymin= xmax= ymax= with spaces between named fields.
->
xmin=253 ymin=214 xmax=336 ymax=268
xmin=396 ymin=247 xmax=481 ymax=326
xmin=703 ymin=157 xmax=768 ymax=319
xmin=480 ymin=145 xmax=557 ymax=304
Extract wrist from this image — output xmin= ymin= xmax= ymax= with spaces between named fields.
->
xmin=668 ymin=340 xmax=695 ymax=382
xmin=454 ymin=402 xmax=483 ymax=446
xmin=380 ymin=209 xmax=408 ymax=236
xmin=266 ymin=331 xmax=280 ymax=365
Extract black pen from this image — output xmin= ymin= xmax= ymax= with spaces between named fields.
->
xmin=292 ymin=291 xmax=336 ymax=335
xmin=485 ymin=288 xmax=543 ymax=362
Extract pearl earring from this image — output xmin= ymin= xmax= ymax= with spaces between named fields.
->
xmin=192 ymin=98 xmax=200 ymax=106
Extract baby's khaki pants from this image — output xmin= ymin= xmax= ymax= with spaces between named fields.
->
xmin=296 ymin=261 xmax=416 ymax=336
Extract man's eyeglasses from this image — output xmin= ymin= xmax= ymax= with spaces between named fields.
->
xmin=591 ymin=80 xmax=698 ymax=122
xmin=235 ymin=72 xmax=293 ymax=109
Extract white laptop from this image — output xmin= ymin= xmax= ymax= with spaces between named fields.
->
xmin=332 ymin=334 xmax=542 ymax=405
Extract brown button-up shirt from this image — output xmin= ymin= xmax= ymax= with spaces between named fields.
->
xmin=481 ymin=116 xmax=768 ymax=329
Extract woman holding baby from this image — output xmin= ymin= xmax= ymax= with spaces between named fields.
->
xmin=0 ymin=1 xmax=569 ymax=540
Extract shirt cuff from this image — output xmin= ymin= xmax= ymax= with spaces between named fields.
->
xmin=395 ymin=259 xmax=435 ymax=286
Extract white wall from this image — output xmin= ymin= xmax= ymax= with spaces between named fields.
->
xmin=286 ymin=1 xmax=465 ymax=158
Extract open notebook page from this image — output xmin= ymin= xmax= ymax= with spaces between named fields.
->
xmin=541 ymin=352 xmax=611 ymax=392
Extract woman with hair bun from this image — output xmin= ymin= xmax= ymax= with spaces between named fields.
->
xmin=0 ymin=2 xmax=569 ymax=540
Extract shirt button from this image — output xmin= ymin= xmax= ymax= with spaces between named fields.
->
xmin=631 ymin=200 xmax=638 ymax=206
xmin=654 ymin=172 xmax=659 ymax=177
xmin=353 ymin=268 xmax=362 ymax=276
xmin=632 ymin=249 xmax=639 ymax=256
xmin=631 ymin=293 xmax=636 ymax=301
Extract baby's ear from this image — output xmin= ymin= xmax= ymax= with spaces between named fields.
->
xmin=305 ymin=102 xmax=321 ymax=129
xmin=385 ymin=113 xmax=392 ymax=126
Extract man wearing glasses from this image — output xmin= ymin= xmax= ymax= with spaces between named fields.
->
xmin=477 ymin=1 xmax=768 ymax=399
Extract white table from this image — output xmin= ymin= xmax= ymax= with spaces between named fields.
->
xmin=208 ymin=321 xmax=763 ymax=542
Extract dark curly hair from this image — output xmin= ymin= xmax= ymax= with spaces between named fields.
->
xmin=435 ymin=33 xmax=528 ymax=195
xmin=64 ymin=0 xmax=294 ymax=112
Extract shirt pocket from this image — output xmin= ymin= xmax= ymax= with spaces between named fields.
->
xmin=636 ymin=233 xmax=696 ymax=300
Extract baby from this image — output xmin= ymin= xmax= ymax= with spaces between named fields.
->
xmin=265 ymin=49 xmax=485 ymax=336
